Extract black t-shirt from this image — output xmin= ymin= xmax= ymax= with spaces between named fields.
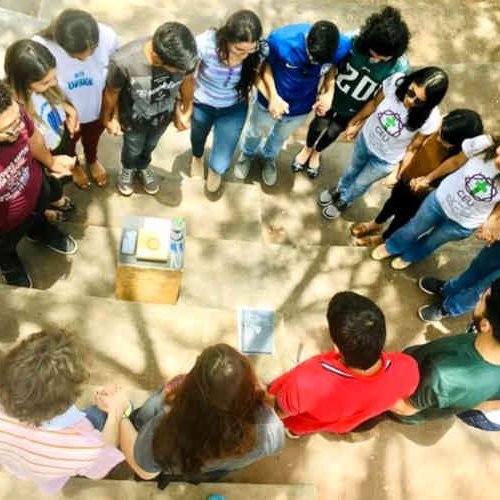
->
xmin=107 ymin=38 xmax=184 ymax=130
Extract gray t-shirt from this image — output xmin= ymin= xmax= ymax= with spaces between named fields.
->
xmin=133 ymin=389 xmax=285 ymax=474
xmin=107 ymin=38 xmax=184 ymax=130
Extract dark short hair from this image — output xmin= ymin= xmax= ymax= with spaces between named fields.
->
xmin=440 ymin=109 xmax=484 ymax=155
xmin=307 ymin=21 xmax=339 ymax=64
xmin=486 ymin=279 xmax=500 ymax=342
xmin=0 ymin=331 xmax=88 ymax=426
xmin=327 ymin=292 xmax=386 ymax=370
xmin=152 ymin=22 xmax=198 ymax=72
xmin=40 ymin=9 xmax=99 ymax=54
xmin=356 ymin=6 xmax=410 ymax=59
xmin=0 ymin=81 xmax=13 ymax=114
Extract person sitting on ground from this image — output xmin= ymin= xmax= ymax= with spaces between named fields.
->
xmin=351 ymin=109 xmax=484 ymax=246
xmin=4 ymin=39 xmax=79 ymax=222
xmin=0 ymin=81 xmax=77 ymax=288
xmin=35 ymin=8 xmax=119 ymax=189
xmin=391 ymin=279 xmax=500 ymax=430
xmin=234 ymin=20 xmax=351 ymax=187
xmin=0 ymin=330 xmax=128 ymax=495
xmin=268 ymin=291 xmax=419 ymax=437
xmin=372 ymin=135 xmax=500 ymax=270
xmin=320 ymin=67 xmax=448 ymax=221
xmin=116 ymin=344 xmax=284 ymax=485
xmin=103 ymin=22 xmax=197 ymax=197
xmin=297 ymin=6 xmax=410 ymax=179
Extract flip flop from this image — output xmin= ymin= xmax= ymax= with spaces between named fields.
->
xmin=88 ymin=161 xmax=108 ymax=187
xmin=73 ymin=163 xmax=91 ymax=190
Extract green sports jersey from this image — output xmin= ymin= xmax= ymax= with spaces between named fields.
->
xmin=396 ymin=327 xmax=500 ymax=424
xmin=332 ymin=41 xmax=410 ymax=119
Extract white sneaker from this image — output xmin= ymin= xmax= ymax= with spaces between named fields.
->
xmin=117 ymin=168 xmax=134 ymax=196
xmin=234 ymin=152 xmax=252 ymax=180
xmin=139 ymin=167 xmax=160 ymax=195
xmin=206 ymin=168 xmax=222 ymax=192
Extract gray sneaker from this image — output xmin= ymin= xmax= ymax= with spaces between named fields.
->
xmin=117 ymin=168 xmax=134 ymax=196
xmin=234 ymin=152 xmax=252 ymax=180
xmin=261 ymin=158 xmax=278 ymax=186
xmin=318 ymin=187 xmax=340 ymax=207
xmin=139 ymin=167 xmax=160 ymax=195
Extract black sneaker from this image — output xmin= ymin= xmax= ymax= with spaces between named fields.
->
xmin=1 ymin=254 xmax=32 ymax=288
xmin=27 ymin=225 xmax=78 ymax=255
xmin=418 ymin=303 xmax=449 ymax=322
xmin=419 ymin=277 xmax=445 ymax=296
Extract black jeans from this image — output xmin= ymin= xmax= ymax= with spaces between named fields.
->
xmin=306 ymin=111 xmax=351 ymax=152
xmin=374 ymin=180 xmax=426 ymax=240
xmin=0 ymin=176 xmax=52 ymax=270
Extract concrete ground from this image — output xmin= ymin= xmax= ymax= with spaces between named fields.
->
xmin=0 ymin=0 xmax=500 ymax=499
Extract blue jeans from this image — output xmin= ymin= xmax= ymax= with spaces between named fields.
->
xmin=240 ymin=100 xmax=307 ymax=160
xmin=458 ymin=410 xmax=500 ymax=431
xmin=337 ymin=132 xmax=394 ymax=204
xmin=385 ymin=191 xmax=473 ymax=263
xmin=441 ymin=242 xmax=500 ymax=316
xmin=121 ymin=123 xmax=169 ymax=171
xmin=84 ymin=405 xmax=108 ymax=431
xmin=191 ymin=101 xmax=248 ymax=175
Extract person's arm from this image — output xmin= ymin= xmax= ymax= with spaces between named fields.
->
xmin=313 ymin=67 xmax=336 ymax=117
xmin=388 ymin=398 xmax=420 ymax=416
xmin=62 ymin=102 xmax=80 ymax=138
xmin=29 ymin=128 xmax=75 ymax=177
xmin=410 ymin=152 xmax=468 ymax=192
xmin=473 ymin=399 xmax=500 ymax=412
xmin=259 ymin=62 xmax=289 ymax=120
xmin=344 ymin=89 xmax=384 ymax=140
xmin=476 ymin=203 xmax=500 ymax=245
xmin=119 ymin=418 xmax=160 ymax=480
xmin=173 ymin=74 xmax=194 ymax=131
xmin=396 ymin=133 xmax=428 ymax=178
xmin=102 ymin=86 xmax=123 ymax=136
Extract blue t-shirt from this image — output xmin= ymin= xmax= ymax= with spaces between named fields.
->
xmin=257 ymin=23 xmax=352 ymax=116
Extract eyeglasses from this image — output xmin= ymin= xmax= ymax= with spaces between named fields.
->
xmin=0 ymin=113 xmax=23 ymax=138
xmin=405 ymin=87 xmax=426 ymax=107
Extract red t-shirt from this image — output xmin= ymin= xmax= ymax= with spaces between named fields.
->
xmin=0 ymin=109 xmax=42 ymax=234
xmin=269 ymin=350 xmax=419 ymax=435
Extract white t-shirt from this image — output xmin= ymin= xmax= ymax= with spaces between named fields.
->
xmin=30 ymin=93 xmax=65 ymax=150
xmin=34 ymin=23 xmax=119 ymax=123
xmin=362 ymin=72 xmax=441 ymax=164
xmin=436 ymin=135 xmax=499 ymax=229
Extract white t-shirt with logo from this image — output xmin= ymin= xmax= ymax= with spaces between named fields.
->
xmin=34 ymin=23 xmax=119 ymax=123
xmin=436 ymin=135 xmax=499 ymax=229
xmin=30 ymin=93 xmax=65 ymax=150
xmin=362 ymin=72 xmax=441 ymax=164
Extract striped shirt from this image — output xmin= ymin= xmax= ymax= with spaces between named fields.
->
xmin=0 ymin=406 xmax=124 ymax=495
xmin=194 ymin=30 xmax=242 ymax=108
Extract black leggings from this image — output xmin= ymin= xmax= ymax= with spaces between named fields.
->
xmin=374 ymin=180 xmax=426 ymax=240
xmin=306 ymin=112 xmax=350 ymax=152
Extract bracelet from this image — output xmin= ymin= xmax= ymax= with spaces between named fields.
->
xmin=122 ymin=403 xmax=132 ymax=419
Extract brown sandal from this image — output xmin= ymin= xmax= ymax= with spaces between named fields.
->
xmin=73 ymin=162 xmax=91 ymax=190
xmin=88 ymin=161 xmax=107 ymax=187
xmin=44 ymin=208 xmax=68 ymax=222
xmin=353 ymin=234 xmax=384 ymax=247
xmin=350 ymin=221 xmax=382 ymax=238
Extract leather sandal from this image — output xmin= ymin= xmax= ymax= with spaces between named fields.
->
xmin=88 ymin=160 xmax=108 ymax=187
xmin=51 ymin=196 xmax=76 ymax=213
xmin=44 ymin=208 xmax=69 ymax=222
xmin=353 ymin=234 xmax=384 ymax=247
xmin=72 ymin=162 xmax=91 ymax=190
xmin=350 ymin=221 xmax=382 ymax=238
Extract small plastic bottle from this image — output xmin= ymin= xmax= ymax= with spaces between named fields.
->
xmin=170 ymin=217 xmax=186 ymax=269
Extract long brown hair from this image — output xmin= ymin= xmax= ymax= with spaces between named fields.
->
xmin=483 ymin=135 xmax=500 ymax=162
xmin=152 ymin=344 xmax=264 ymax=474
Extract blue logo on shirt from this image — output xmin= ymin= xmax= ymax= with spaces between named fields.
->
xmin=68 ymin=71 xmax=94 ymax=90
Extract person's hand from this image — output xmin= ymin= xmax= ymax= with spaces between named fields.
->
xmin=476 ymin=221 xmax=500 ymax=245
xmin=344 ymin=121 xmax=363 ymax=141
xmin=173 ymin=105 xmax=191 ymax=131
xmin=312 ymin=92 xmax=332 ymax=117
xmin=94 ymin=384 xmax=130 ymax=416
xmin=65 ymin=106 xmax=80 ymax=138
xmin=410 ymin=176 xmax=432 ymax=194
xmin=268 ymin=94 xmax=289 ymax=120
xmin=104 ymin=117 xmax=123 ymax=136
xmin=164 ymin=374 xmax=186 ymax=403
xmin=50 ymin=155 xmax=76 ymax=178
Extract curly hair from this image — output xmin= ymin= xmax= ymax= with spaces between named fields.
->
xmin=0 ymin=81 xmax=13 ymax=115
xmin=355 ymin=6 xmax=410 ymax=59
xmin=152 ymin=344 xmax=265 ymax=474
xmin=0 ymin=331 xmax=89 ymax=426
xmin=215 ymin=10 xmax=262 ymax=100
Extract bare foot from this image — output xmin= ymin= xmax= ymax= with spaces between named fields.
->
xmin=295 ymin=146 xmax=311 ymax=165
xmin=191 ymin=156 xmax=204 ymax=178
xmin=308 ymin=150 xmax=321 ymax=169
xmin=88 ymin=160 xmax=107 ymax=187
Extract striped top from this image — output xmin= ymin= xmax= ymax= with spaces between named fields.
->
xmin=0 ymin=406 xmax=124 ymax=494
xmin=194 ymin=30 xmax=242 ymax=108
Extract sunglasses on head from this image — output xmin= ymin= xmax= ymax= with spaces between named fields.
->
xmin=406 ymin=87 xmax=425 ymax=107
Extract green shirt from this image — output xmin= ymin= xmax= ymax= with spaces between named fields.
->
xmin=332 ymin=40 xmax=409 ymax=119
xmin=397 ymin=328 xmax=500 ymax=424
